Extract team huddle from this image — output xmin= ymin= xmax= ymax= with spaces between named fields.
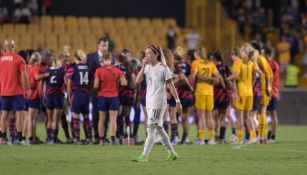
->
xmin=0 ymin=37 xmax=279 ymax=159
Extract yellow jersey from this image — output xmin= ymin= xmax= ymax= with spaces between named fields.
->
xmin=191 ymin=58 xmax=218 ymax=95
xmin=257 ymin=55 xmax=273 ymax=92
xmin=232 ymin=59 xmax=255 ymax=97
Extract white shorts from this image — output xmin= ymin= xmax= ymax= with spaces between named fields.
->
xmin=146 ymin=107 xmax=166 ymax=127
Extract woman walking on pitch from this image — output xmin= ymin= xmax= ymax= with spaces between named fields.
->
xmin=132 ymin=45 xmax=182 ymax=162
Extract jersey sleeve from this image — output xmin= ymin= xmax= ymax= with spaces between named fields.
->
xmin=191 ymin=60 xmax=199 ymax=73
xmin=66 ymin=67 xmax=75 ymax=79
xmin=232 ymin=59 xmax=241 ymax=74
xmin=164 ymin=67 xmax=173 ymax=83
xmin=212 ymin=63 xmax=218 ymax=75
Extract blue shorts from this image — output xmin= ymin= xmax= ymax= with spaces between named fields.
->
xmin=267 ymin=97 xmax=278 ymax=112
xmin=27 ymin=98 xmax=40 ymax=109
xmin=168 ymin=99 xmax=176 ymax=107
xmin=119 ymin=96 xmax=134 ymax=106
xmin=1 ymin=95 xmax=25 ymax=111
xmin=181 ymin=98 xmax=194 ymax=108
xmin=71 ymin=91 xmax=90 ymax=114
xmin=22 ymin=97 xmax=29 ymax=110
xmin=252 ymin=96 xmax=262 ymax=111
xmin=141 ymin=97 xmax=146 ymax=107
xmin=46 ymin=93 xmax=64 ymax=109
xmin=98 ymin=96 xmax=120 ymax=111
xmin=214 ymin=100 xmax=229 ymax=110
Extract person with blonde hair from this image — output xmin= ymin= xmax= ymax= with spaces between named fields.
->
xmin=251 ymin=42 xmax=273 ymax=144
xmin=44 ymin=56 xmax=66 ymax=144
xmin=66 ymin=49 xmax=93 ymax=144
xmin=190 ymin=47 xmax=223 ymax=145
xmin=228 ymin=43 xmax=259 ymax=144
xmin=26 ymin=52 xmax=49 ymax=144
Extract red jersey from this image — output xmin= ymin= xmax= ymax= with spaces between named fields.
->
xmin=269 ymin=60 xmax=280 ymax=97
xmin=0 ymin=53 xmax=26 ymax=96
xmin=95 ymin=65 xmax=123 ymax=97
xmin=27 ymin=65 xmax=42 ymax=99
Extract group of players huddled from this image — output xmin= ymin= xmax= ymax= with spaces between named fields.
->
xmin=0 ymin=37 xmax=279 ymax=145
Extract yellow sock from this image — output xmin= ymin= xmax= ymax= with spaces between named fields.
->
xmin=208 ymin=129 xmax=215 ymax=140
xmin=249 ymin=130 xmax=256 ymax=140
xmin=257 ymin=114 xmax=263 ymax=139
xmin=237 ymin=129 xmax=244 ymax=142
xmin=198 ymin=129 xmax=205 ymax=140
xmin=263 ymin=114 xmax=268 ymax=139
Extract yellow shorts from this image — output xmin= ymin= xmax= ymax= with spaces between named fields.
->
xmin=195 ymin=95 xmax=214 ymax=111
xmin=261 ymin=91 xmax=270 ymax=106
xmin=234 ymin=96 xmax=253 ymax=111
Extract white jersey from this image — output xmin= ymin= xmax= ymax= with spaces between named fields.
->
xmin=144 ymin=62 xmax=172 ymax=109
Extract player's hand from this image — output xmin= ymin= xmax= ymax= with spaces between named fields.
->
xmin=175 ymin=102 xmax=182 ymax=115
xmin=142 ymin=57 xmax=149 ymax=65
xmin=233 ymin=93 xmax=240 ymax=102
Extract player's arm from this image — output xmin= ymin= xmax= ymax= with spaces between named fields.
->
xmin=213 ymin=71 xmax=226 ymax=89
xmin=166 ymin=79 xmax=182 ymax=114
xmin=93 ymin=76 xmax=100 ymax=90
xmin=119 ymin=74 xmax=127 ymax=86
xmin=136 ymin=58 xmax=149 ymax=84
xmin=178 ymin=72 xmax=194 ymax=92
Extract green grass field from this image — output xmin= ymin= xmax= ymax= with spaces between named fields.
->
xmin=0 ymin=124 xmax=307 ymax=175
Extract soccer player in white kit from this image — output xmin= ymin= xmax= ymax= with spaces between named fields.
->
xmin=132 ymin=45 xmax=182 ymax=162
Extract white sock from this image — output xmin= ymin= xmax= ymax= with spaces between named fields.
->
xmin=157 ymin=126 xmax=176 ymax=154
xmin=142 ymin=124 xmax=156 ymax=158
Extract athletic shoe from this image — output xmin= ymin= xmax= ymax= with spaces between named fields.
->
xmin=72 ymin=138 xmax=82 ymax=145
xmin=99 ymin=139 xmax=109 ymax=146
xmin=66 ymin=138 xmax=72 ymax=144
xmin=208 ymin=139 xmax=217 ymax=145
xmin=166 ymin=152 xmax=179 ymax=161
xmin=218 ymin=139 xmax=225 ymax=144
xmin=194 ymin=139 xmax=205 ymax=145
xmin=229 ymin=135 xmax=237 ymax=143
xmin=171 ymin=136 xmax=178 ymax=145
xmin=132 ymin=155 xmax=148 ymax=162
xmin=267 ymin=139 xmax=276 ymax=144
xmin=248 ymin=138 xmax=258 ymax=144
xmin=181 ymin=138 xmax=188 ymax=145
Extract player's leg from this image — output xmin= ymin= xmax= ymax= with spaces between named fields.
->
xmin=234 ymin=96 xmax=245 ymax=144
xmin=205 ymin=95 xmax=215 ymax=144
xmin=226 ymin=106 xmax=236 ymax=142
xmin=46 ymin=108 xmax=54 ymax=144
xmin=51 ymin=108 xmax=61 ymax=144
xmin=195 ymin=95 xmax=205 ymax=144
xmin=181 ymin=106 xmax=191 ymax=144
xmin=169 ymin=99 xmax=178 ymax=145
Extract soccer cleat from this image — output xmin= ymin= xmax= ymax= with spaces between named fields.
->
xmin=248 ymin=138 xmax=258 ymax=144
xmin=171 ymin=136 xmax=178 ymax=145
xmin=166 ymin=152 xmax=179 ymax=161
xmin=208 ymin=139 xmax=217 ymax=145
xmin=194 ymin=139 xmax=205 ymax=145
xmin=132 ymin=155 xmax=148 ymax=162
xmin=229 ymin=135 xmax=237 ymax=143
xmin=267 ymin=139 xmax=276 ymax=144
